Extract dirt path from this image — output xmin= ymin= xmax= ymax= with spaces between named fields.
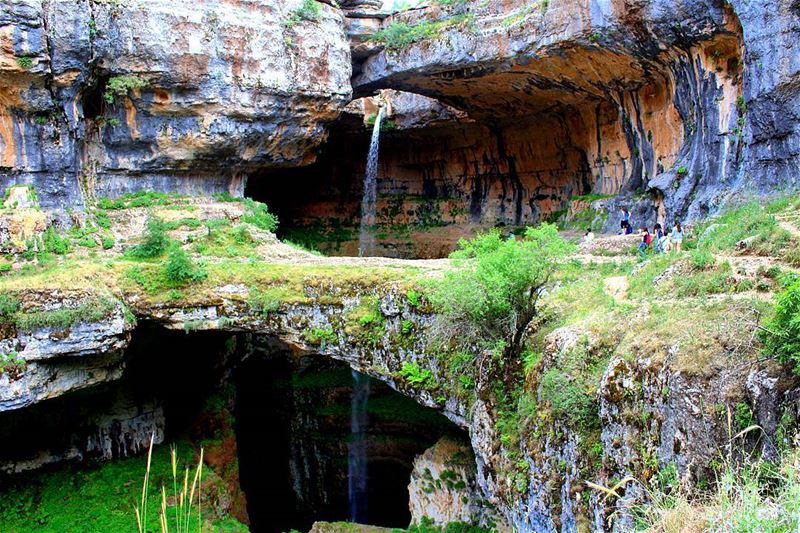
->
xmin=777 ymin=213 xmax=800 ymax=239
xmin=604 ymin=276 xmax=629 ymax=302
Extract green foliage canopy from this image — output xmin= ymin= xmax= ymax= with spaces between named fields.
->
xmin=429 ymin=223 xmax=574 ymax=353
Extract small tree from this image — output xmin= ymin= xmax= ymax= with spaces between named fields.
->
xmin=127 ymin=216 xmax=169 ymax=259
xmin=429 ymin=223 xmax=574 ymax=357
xmin=163 ymin=246 xmax=207 ymax=287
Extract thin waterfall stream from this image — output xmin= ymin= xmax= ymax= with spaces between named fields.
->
xmin=348 ymin=370 xmax=370 ymax=523
xmin=358 ymin=104 xmax=385 ymax=257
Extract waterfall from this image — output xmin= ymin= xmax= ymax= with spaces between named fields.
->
xmin=358 ymin=105 xmax=385 ymax=257
xmin=348 ymin=370 xmax=370 ymax=523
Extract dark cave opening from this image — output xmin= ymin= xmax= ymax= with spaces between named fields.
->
xmin=243 ymin=93 xmax=626 ymax=259
xmin=0 ymin=328 xmax=468 ymax=531
xmin=234 ymin=346 xmax=465 ymax=533
xmin=80 ymin=77 xmax=108 ymax=122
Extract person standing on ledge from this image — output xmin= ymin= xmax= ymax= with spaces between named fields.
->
xmin=671 ymin=222 xmax=684 ymax=252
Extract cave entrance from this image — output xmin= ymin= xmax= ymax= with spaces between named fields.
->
xmin=234 ymin=345 xmax=465 ymax=533
xmin=244 ymin=89 xmax=656 ymax=260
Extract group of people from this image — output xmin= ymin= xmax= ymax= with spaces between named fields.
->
xmin=582 ymin=207 xmax=685 ymax=257
xmin=636 ymin=221 xmax=683 ymax=256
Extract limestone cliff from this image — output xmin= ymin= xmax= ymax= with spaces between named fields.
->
xmin=0 ymin=0 xmax=351 ymax=209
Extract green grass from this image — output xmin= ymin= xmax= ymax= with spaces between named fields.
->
xmin=695 ymin=200 xmax=797 ymax=257
xmin=13 ymin=296 xmax=119 ymax=332
xmin=0 ymin=443 xmax=247 ymax=533
xmin=372 ymin=14 xmax=472 ymax=50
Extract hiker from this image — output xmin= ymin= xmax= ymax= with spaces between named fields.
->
xmin=671 ymin=222 xmax=684 ymax=252
xmin=661 ymin=229 xmax=672 ymax=253
xmin=653 ymin=223 xmax=664 ymax=253
xmin=637 ymin=227 xmax=652 ymax=257
xmin=583 ymin=228 xmax=595 ymax=243
xmin=621 ymin=207 xmax=630 ymax=226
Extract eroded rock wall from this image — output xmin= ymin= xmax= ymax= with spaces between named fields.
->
xmin=0 ymin=0 xmax=352 ymax=208
xmin=351 ymin=0 xmax=796 ymax=227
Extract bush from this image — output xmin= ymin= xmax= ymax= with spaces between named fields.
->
xmin=247 ymin=288 xmax=284 ymax=316
xmin=126 ymin=216 xmax=169 ymax=259
xmin=0 ymin=351 xmax=26 ymax=380
xmin=162 ymin=246 xmax=207 ymax=287
xmin=285 ymin=0 xmax=321 ymax=27
xmin=690 ymin=249 xmax=715 ymax=270
xmin=428 ymin=223 xmax=574 ymax=354
xmin=42 ymin=227 xmax=71 ymax=255
xmin=0 ymin=293 xmax=20 ymax=322
xmin=396 ymin=361 xmax=436 ymax=389
xmin=764 ymin=278 xmax=800 ymax=373
xmin=373 ymin=17 xmax=468 ymax=50
xmin=241 ymin=200 xmax=278 ymax=232
xmin=101 ymin=236 xmax=115 ymax=250
xmin=303 ymin=327 xmax=337 ymax=347
xmin=103 ymin=75 xmax=148 ymax=105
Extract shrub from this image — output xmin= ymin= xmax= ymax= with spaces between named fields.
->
xmin=15 ymin=56 xmax=33 ymax=69
xmin=101 ymin=236 xmax=115 ymax=250
xmin=0 ymin=293 xmax=20 ymax=323
xmin=0 ymin=351 xmax=26 ymax=380
xmin=396 ymin=361 xmax=436 ymax=389
xmin=690 ymin=249 xmax=715 ymax=270
xmin=303 ymin=327 xmax=337 ymax=347
xmin=241 ymin=200 xmax=278 ymax=232
xmin=126 ymin=216 xmax=169 ymax=258
xmin=285 ymin=0 xmax=321 ymax=27
xmin=406 ymin=289 xmax=422 ymax=308
xmin=764 ymin=278 xmax=800 ymax=373
xmin=162 ymin=246 xmax=207 ymax=287
xmin=42 ymin=227 xmax=71 ymax=255
xmin=103 ymin=75 xmax=148 ymax=105
xmin=14 ymin=297 xmax=118 ymax=331
xmin=428 ymin=223 xmax=574 ymax=355
xmin=247 ymin=288 xmax=283 ymax=316
xmin=373 ymin=15 xmax=469 ymax=50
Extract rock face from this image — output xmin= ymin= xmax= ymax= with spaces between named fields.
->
xmin=335 ymin=0 xmax=796 ymax=238
xmin=0 ymin=0 xmax=352 ymax=208
xmin=408 ymin=437 xmax=500 ymax=528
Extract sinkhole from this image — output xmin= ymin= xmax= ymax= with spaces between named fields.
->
xmin=0 ymin=326 xmax=467 ymax=532
xmin=235 ymin=345 xmax=464 ymax=533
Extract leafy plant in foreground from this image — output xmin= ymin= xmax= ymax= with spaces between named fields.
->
xmin=163 ymin=246 xmax=207 ymax=287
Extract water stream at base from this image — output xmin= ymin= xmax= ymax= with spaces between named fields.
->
xmin=358 ymin=105 xmax=385 ymax=257
xmin=348 ymin=370 xmax=370 ymax=523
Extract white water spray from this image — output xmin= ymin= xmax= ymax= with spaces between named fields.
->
xmin=358 ymin=104 xmax=385 ymax=257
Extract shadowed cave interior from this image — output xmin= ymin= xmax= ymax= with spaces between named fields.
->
xmin=0 ymin=326 xmax=465 ymax=533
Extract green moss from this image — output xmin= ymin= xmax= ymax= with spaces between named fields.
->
xmin=345 ymin=296 xmax=386 ymax=345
